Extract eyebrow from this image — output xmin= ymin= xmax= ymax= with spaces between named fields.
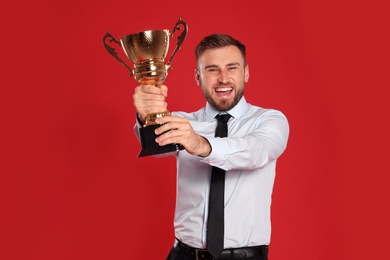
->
xmin=204 ymin=62 xmax=241 ymax=69
xmin=226 ymin=62 xmax=240 ymax=67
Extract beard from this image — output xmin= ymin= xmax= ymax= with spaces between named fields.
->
xmin=202 ymin=82 xmax=245 ymax=112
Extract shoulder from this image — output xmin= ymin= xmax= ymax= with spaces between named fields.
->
xmin=246 ymin=103 xmax=287 ymax=120
xmin=172 ymin=107 xmax=206 ymax=121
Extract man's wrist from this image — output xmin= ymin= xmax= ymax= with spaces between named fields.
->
xmin=197 ymin=136 xmax=212 ymax=158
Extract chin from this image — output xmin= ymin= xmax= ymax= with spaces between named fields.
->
xmin=216 ymin=101 xmax=234 ymax=111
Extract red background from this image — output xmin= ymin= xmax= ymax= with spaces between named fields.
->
xmin=2 ymin=0 xmax=389 ymax=259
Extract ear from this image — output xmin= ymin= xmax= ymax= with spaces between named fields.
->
xmin=194 ymin=70 xmax=201 ymax=86
xmin=244 ymin=64 xmax=249 ymax=83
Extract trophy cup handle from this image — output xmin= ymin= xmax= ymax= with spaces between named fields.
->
xmin=103 ymin=30 xmax=134 ymax=77
xmin=166 ymin=17 xmax=188 ymax=69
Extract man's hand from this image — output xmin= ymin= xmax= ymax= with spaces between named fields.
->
xmin=154 ymin=116 xmax=211 ymax=157
xmin=133 ymin=84 xmax=168 ymax=124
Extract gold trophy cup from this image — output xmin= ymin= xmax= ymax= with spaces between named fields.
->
xmin=103 ymin=18 xmax=188 ymax=157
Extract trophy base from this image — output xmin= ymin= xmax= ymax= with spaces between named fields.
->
xmin=138 ymin=124 xmax=185 ymax=157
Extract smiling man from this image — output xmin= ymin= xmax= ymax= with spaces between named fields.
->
xmin=133 ymin=34 xmax=290 ymax=260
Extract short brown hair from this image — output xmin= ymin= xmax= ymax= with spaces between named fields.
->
xmin=195 ymin=33 xmax=246 ymax=65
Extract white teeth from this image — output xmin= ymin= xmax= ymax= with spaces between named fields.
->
xmin=216 ymin=87 xmax=232 ymax=92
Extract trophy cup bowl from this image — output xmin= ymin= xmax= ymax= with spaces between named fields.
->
xmin=122 ymin=30 xmax=169 ymax=83
xmin=103 ymin=18 xmax=188 ymax=157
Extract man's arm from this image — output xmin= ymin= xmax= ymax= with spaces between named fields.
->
xmin=202 ymin=110 xmax=289 ymax=171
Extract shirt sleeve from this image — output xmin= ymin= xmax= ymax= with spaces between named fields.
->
xmin=200 ymin=110 xmax=289 ymax=171
xmin=133 ymin=113 xmax=143 ymax=141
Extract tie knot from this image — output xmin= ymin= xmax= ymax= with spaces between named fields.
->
xmin=216 ymin=113 xmax=232 ymax=123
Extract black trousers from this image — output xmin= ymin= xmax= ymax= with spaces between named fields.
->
xmin=166 ymin=245 xmax=268 ymax=260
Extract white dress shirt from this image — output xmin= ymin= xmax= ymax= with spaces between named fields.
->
xmin=134 ymin=96 xmax=289 ymax=249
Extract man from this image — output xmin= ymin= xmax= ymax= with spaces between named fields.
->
xmin=133 ymin=33 xmax=289 ymax=260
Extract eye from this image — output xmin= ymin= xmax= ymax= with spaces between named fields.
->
xmin=207 ymin=68 xmax=219 ymax=73
xmin=228 ymin=66 xmax=238 ymax=71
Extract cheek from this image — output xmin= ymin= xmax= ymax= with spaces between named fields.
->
xmin=201 ymin=76 xmax=215 ymax=86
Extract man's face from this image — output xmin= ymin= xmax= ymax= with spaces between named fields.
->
xmin=195 ymin=45 xmax=249 ymax=111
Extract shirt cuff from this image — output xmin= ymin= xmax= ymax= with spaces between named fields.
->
xmin=200 ymin=137 xmax=228 ymax=167
xmin=136 ymin=113 xmax=144 ymax=127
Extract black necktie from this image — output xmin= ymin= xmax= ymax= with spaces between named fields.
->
xmin=207 ymin=113 xmax=232 ymax=258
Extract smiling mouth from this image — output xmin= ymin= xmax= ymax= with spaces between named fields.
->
xmin=215 ymin=87 xmax=233 ymax=93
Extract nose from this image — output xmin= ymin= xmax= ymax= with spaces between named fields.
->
xmin=217 ymin=70 xmax=229 ymax=84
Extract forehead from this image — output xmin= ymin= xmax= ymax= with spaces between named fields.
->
xmin=197 ymin=45 xmax=244 ymax=68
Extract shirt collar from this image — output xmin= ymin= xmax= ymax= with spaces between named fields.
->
xmin=205 ymin=96 xmax=249 ymax=121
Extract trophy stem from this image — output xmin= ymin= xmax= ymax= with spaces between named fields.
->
xmin=138 ymin=78 xmax=171 ymax=127
xmin=144 ymin=110 xmax=171 ymax=127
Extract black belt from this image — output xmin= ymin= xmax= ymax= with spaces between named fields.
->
xmin=174 ymin=240 xmax=268 ymax=260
